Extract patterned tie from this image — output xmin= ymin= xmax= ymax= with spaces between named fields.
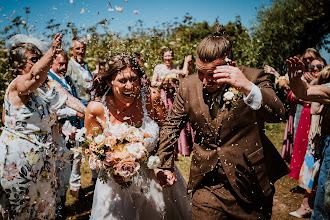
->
xmin=210 ymin=91 xmax=221 ymax=122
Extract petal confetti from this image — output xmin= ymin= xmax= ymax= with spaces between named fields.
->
xmin=80 ymin=8 xmax=85 ymax=14
xmin=133 ymin=10 xmax=140 ymax=14
xmin=108 ymin=8 xmax=114 ymax=12
xmin=115 ymin=6 xmax=123 ymax=12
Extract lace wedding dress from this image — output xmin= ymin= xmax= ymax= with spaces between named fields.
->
xmin=90 ymin=88 xmax=191 ymax=220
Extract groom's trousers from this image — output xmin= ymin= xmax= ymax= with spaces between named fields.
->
xmin=191 ymin=164 xmax=274 ymax=220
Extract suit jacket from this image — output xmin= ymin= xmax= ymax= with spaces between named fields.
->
xmin=67 ymin=59 xmax=91 ymax=102
xmin=157 ymin=66 xmax=290 ymax=204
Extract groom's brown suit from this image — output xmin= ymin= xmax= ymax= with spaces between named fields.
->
xmin=157 ymin=66 xmax=290 ymax=218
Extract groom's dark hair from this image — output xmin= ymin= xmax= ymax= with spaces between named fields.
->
xmin=196 ymin=25 xmax=232 ymax=62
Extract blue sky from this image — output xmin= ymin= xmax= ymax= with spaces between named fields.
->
xmin=0 ymin=0 xmax=271 ymax=33
xmin=0 ymin=0 xmax=328 ymax=61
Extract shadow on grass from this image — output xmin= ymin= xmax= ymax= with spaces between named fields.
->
xmin=66 ymin=184 xmax=95 ymax=219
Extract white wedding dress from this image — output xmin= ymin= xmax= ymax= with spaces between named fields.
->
xmin=90 ymin=88 xmax=191 ymax=220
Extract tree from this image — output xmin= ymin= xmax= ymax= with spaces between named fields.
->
xmin=251 ymin=0 xmax=330 ymax=73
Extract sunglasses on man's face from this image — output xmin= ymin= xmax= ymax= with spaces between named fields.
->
xmin=309 ymin=64 xmax=323 ymax=70
xmin=29 ymin=56 xmax=41 ymax=63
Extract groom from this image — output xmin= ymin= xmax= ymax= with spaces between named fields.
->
xmin=155 ymin=25 xmax=289 ymax=219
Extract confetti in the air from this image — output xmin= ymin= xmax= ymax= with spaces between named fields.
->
xmin=70 ymin=0 xmax=73 ymax=3
xmin=108 ymin=0 xmax=112 ymax=7
xmin=0 ymin=8 xmax=3 ymax=12
xmin=53 ymin=6 xmax=57 ymax=10
xmin=80 ymin=8 xmax=85 ymax=14
xmin=108 ymin=8 xmax=114 ymax=12
xmin=115 ymin=6 xmax=123 ymax=12
xmin=133 ymin=10 xmax=140 ymax=14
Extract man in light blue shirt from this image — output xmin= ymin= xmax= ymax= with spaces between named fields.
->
xmin=48 ymin=51 xmax=85 ymax=216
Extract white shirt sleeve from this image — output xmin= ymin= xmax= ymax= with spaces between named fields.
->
xmin=243 ymin=82 xmax=262 ymax=110
xmin=57 ymin=107 xmax=77 ymax=118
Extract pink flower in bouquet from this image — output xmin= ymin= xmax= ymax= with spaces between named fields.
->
xmin=115 ymin=158 xmax=140 ymax=181
xmin=104 ymin=152 xmax=116 ymax=167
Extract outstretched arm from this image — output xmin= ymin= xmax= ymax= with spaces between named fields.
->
xmin=48 ymin=80 xmax=86 ymax=117
xmin=155 ymin=81 xmax=188 ymax=187
xmin=288 ymin=56 xmax=330 ymax=103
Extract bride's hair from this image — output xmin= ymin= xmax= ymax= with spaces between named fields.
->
xmin=196 ymin=24 xmax=232 ymax=62
xmin=92 ymin=53 xmax=145 ymax=98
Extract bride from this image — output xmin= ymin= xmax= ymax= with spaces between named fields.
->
xmin=84 ymin=53 xmax=191 ymax=219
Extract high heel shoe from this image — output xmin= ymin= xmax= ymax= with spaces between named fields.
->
xmin=289 ymin=204 xmax=313 ymax=218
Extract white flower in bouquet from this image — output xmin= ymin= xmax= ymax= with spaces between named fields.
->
xmin=62 ymin=120 xmax=77 ymax=137
xmin=128 ymin=127 xmax=144 ymax=140
xmin=75 ymin=127 xmax=86 ymax=142
xmin=223 ymin=91 xmax=235 ymax=102
xmin=109 ymin=123 xmax=130 ymax=140
xmin=166 ymin=72 xmax=177 ymax=80
xmin=94 ymin=134 xmax=106 ymax=144
xmin=147 ymin=156 xmax=161 ymax=169
xmin=126 ymin=142 xmax=146 ymax=159
xmin=275 ymin=75 xmax=289 ymax=88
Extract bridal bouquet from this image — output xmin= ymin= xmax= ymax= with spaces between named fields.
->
xmin=75 ymin=122 xmax=161 ymax=185
xmin=164 ymin=72 xmax=177 ymax=81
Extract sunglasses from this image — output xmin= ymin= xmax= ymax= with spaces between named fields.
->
xmin=29 ymin=56 xmax=41 ymax=63
xmin=309 ymin=64 xmax=323 ymax=70
xmin=303 ymin=57 xmax=313 ymax=62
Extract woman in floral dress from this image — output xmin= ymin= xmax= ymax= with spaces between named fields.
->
xmin=0 ymin=34 xmax=86 ymax=219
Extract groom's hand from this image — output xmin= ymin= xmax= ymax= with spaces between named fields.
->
xmin=154 ymin=168 xmax=176 ymax=187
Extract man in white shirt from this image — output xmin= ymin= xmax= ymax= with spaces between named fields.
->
xmin=66 ymin=37 xmax=97 ymax=199
xmin=66 ymin=37 xmax=93 ymax=103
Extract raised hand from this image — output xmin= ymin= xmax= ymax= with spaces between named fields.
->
xmin=302 ymin=71 xmax=316 ymax=84
xmin=52 ymin=33 xmax=63 ymax=54
xmin=213 ymin=65 xmax=252 ymax=96
xmin=286 ymin=56 xmax=305 ymax=79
